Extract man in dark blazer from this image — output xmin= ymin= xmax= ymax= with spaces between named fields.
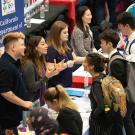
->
xmin=99 ymin=29 xmax=135 ymax=135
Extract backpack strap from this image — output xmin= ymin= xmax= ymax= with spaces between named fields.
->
xmin=91 ymin=78 xmax=102 ymax=104
xmin=109 ymin=54 xmax=125 ymax=64
xmin=108 ymin=54 xmax=126 ymax=75
xmin=129 ymin=39 xmax=135 ymax=54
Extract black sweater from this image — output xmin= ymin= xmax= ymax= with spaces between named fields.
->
xmin=89 ymin=73 xmax=105 ymax=118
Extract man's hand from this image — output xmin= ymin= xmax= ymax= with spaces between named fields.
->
xmin=1 ymin=91 xmax=33 ymax=110
xmin=23 ymin=101 xmax=33 ymax=110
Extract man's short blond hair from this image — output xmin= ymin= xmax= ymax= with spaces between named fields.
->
xmin=3 ymin=32 xmax=25 ymax=46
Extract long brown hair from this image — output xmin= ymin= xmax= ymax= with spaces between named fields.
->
xmin=44 ymin=85 xmax=78 ymax=111
xmin=21 ymin=35 xmax=46 ymax=76
xmin=47 ymin=21 xmax=70 ymax=55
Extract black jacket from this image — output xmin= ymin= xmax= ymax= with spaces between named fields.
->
xmin=57 ymin=107 xmax=83 ymax=135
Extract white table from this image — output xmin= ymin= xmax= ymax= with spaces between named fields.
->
xmin=18 ymin=88 xmax=91 ymax=135
xmin=72 ymin=66 xmax=92 ymax=88
xmin=72 ymin=94 xmax=91 ymax=135
xmin=66 ymin=87 xmax=91 ymax=134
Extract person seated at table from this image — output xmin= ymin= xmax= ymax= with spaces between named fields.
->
xmin=71 ymin=6 xmax=97 ymax=57
xmin=46 ymin=20 xmax=85 ymax=87
xmin=28 ymin=107 xmax=58 ymax=135
xmin=21 ymin=35 xmax=64 ymax=106
xmin=83 ymin=53 xmax=112 ymax=135
xmin=44 ymin=84 xmax=83 ymax=135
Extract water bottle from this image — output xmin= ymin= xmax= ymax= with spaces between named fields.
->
xmin=31 ymin=9 xmax=35 ymax=17
xmin=24 ymin=0 xmax=28 ymax=9
xmin=35 ymin=5 xmax=40 ymax=14
xmin=26 ymin=13 xmax=31 ymax=28
xmin=22 ymin=111 xmax=30 ymax=127
xmin=84 ymin=72 xmax=90 ymax=96
xmin=44 ymin=0 xmax=49 ymax=12
xmin=40 ymin=4 xmax=45 ymax=18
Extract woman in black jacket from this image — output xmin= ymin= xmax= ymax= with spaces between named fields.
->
xmin=83 ymin=53 xmax=124 ymax=135
xmin=83 ymin=53 xmax=110 ymax=135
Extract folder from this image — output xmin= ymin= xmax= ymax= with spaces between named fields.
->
xmin=65 ymin=88 xmax=84 ymax=97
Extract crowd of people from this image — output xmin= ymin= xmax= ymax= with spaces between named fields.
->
xmin=0 ymin=1 xmax=135 ymax=135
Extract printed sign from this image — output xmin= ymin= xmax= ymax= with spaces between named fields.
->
xmin=1 ymin=0 xmax=16 ymax=16
xmin=0 ymin=0 xmax=24 ymax=47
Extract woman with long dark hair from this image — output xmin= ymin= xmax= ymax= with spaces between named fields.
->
xmin=71 ymin=6 xmax=97 ymax=57
xmin=21 ymin=35 xmax=63 ymax=105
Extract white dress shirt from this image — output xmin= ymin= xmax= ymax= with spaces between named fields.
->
xmin=125 ymin=31 xmax=135 ymax=62
xmin=109 ymin=49 xmax=117 ymax=60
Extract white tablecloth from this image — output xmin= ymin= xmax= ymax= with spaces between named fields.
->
xmin=72 ymin=94 xmax=91 ymax=135
xmin=18 ymin=88 xmax=91 ymax=135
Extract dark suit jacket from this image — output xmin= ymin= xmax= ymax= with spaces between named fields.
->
xmin=109 ymin=52 xmax=127 ymax=88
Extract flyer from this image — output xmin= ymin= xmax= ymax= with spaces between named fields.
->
xmin=1 ymin=0 xmax=16 ymax=16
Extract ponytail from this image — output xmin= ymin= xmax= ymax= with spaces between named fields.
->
xmin=44 ymin=85 xmax=78 ymax=111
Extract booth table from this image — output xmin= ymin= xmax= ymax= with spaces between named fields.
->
xmin=72 ymin=66 xmax=92 ymax=88
xmin=18 ymin=88 xmax=90 ymax=135
xmin=72 ymin=91 xmax=90 ymax=135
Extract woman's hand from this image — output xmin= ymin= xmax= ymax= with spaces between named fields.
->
xmin=55 ymin=59 xmax=65 ymax=72
xmin=45 ymin=59 xmax=65 ymax=78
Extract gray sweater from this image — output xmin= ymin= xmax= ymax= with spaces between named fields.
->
xmin=71 ymin=27 xmax=95 ymax=57
xmin=22 ymin=60 xmax=47 ymax=101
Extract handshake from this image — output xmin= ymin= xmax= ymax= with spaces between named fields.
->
xmin=46 ymin=59 xmax=74 ymax=78
xmin=66 ymin=60 xmax=74 ymax=68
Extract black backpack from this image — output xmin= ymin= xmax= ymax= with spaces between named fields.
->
xmin=109 ymin=54 xmax=135 ymax=103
